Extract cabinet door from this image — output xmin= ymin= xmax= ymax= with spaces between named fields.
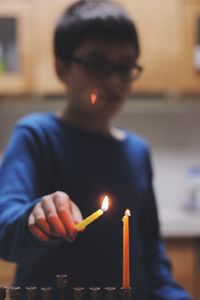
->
xmin=31 ymin=0 xmax=73 ymax=94
xmin=121 ymin=0 xmax=184 ymax=93
xmin=182 ymin=2 xmax=200 ymax=93
xmin=0 ymin=259 xmax=16 ymax=286
xmin=165 ymin=238 xmax=200 ymax=300
xmin=0 ymin=3 xmax=31 ymax=94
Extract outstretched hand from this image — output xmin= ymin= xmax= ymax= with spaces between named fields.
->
xmin=28 ymin=191 xmax=83 ymax=242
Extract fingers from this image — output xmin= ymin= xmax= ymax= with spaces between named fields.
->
xmin=58 ymin=209 xmax=76 ymax=241
xmin=32 ymin=202 xmax=51 ymax=234
xmin=69 ymin=200 xmax=83 ymax=224
xmin=69 ymin=200 xmax=85 ymax=231
xmin=28 ymin=213 xmax=49 ymax=242
xmin=30 ymin=224 xmax=49 ymax=242
xmin=47 ymin=214 xmax=66 ymax=237
xmin=41 ymin=194 xmax=67 ymax=238
xmin=28 ymin=191 xmax=82 ymax=242
xmin=54 ymin=192 xmax=76 ymax=238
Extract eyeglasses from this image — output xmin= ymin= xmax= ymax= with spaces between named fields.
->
xmin=69 ymin=56 xmax=143 ymax=81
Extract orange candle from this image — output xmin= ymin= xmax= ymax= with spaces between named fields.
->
xmin=122 ymin=209 xmax=131 ymax=288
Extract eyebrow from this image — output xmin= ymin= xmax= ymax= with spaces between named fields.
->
xmin=82 ymin=53 xmax=136 ymax=61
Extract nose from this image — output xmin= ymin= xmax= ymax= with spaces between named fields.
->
xmin=101 ymin=72 xmax=131 ymax=95
xmin=102 ymin=72 xmax=125 ymax=89
xmin=99 ymin=76 xmax=131 ymax=103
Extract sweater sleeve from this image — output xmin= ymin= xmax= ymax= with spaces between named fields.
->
xmin=0 ymin=125 xmax=61 ymax=264
xmin=139 ymin=148 xmax=192 ymax=300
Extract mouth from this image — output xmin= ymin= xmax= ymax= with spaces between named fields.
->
xmin=100 ymin=93 xmax=122 ymax=103
xmin=88 ymin=90 xmax=123 ymax=107
xmin=107 ymin=97 xmax=122 ymax=102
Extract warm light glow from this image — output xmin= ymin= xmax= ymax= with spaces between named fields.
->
xmin=90 ymin=91 xmax=97 ymax=104
xmin=125 ymin=209 xmax=131 ymax=217
xmin=75 ymin=195 xmax=109 ymax=231
xmin=101 ymin=195 xmax=109 ymax=212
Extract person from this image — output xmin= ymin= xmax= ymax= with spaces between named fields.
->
xmin=0 ymin=1 xmax=192 ymax=299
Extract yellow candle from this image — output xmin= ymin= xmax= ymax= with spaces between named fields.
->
xmin=76 ymin=196 xmax=109 ymax=231
xmin=122 ymin=209 xmax=131 ymax=289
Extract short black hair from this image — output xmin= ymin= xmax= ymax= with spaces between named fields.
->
xmin=54 ymin=0 xmax=140 ymax=62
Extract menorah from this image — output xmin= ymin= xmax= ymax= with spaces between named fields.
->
xmin=0 ymin=274 xmax=132 ymax=300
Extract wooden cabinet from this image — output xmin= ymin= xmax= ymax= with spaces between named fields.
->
xmin=33 ymin=0 xmax=186 ymax=94
xmin=0 ymin=2 xmax=32 ymax=94
xmin=165 ymin=237 xmax=200 ymax=299
xmin=182 ymin=1 xmax=200 ymax=93
xmin=32 ymin=0 xmax=199 ymax=94
xmin=122 ymin=0 xmax=185 ymax=93
xmin=0 ymin=0 xmax=199 ymax=95
xmin=0 ymin=259 xmax=16 ymax=286
xmin=30 ymin=0 xmax=72 ymax=95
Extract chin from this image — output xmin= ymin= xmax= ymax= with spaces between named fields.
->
xmin=105 ymin=99 xmax=124 ymax=111
xmin=100 ymin=103 xmax=122 ymax=118
xmin=88 ymin=96 xmax=125 ymax=117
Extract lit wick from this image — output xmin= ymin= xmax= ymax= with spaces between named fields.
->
xmin=76 ymin=196 xmax=109 ymax=231
xmin=90 ymin=91 xmax=97 ymax=104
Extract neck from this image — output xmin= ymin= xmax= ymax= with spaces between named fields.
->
xmin=57 ymin=106 xmax=111 ymax=134
xmin=56 ymin=107 xmax=126 ymax=141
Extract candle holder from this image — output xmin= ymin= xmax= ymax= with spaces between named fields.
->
xmin=41 ymin=286 xmax=53 ymax=300
xmin=9 ymin=286 xmax=21 ymax=300
xmin=73 ymin=286 xmax=85 ymax=300
xmin=120 ymin=287 xmax=132 ymax=300
xmin=104 ymin=287 xmax=116 ymax=300
xmin=25 ymin=286 xmax=38 ymax=300
xmin=89 ymin=287 xmax=101 ymax=300
xmin=0 ymin=286 xmax=6 ymax=300
xmin=56 ymin=274 xmax=68 ymax=300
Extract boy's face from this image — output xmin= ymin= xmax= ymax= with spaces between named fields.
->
xmin=58 ymin=39 xmax=140 ymax=122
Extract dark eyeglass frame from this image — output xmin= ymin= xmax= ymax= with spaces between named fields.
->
xmin=69 ymin=56 xmax=143 ymax=81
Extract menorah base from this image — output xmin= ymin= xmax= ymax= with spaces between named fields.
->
xmin=0 ymin=274 xmax=133 ymax=300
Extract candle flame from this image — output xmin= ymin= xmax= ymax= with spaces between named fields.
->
xmin=101 ymin=195 xmax=109 ymax=212
xmin=90 ymin=91 xmax=97 ymax=104
xmin=125 ymin=209 xmax=131 ymax=217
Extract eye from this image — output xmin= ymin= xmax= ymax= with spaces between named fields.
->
xmin=85 ymin=59 xmax=108 ymax=74
xmin=117 ymin=64 xmax=132 ymax=74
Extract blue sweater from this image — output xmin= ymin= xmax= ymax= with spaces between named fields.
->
xmin=0 ymin=112 xmax=191 ymax=300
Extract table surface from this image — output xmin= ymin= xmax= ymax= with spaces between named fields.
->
xmin=159 ymin=208 xmax=200 ymax=238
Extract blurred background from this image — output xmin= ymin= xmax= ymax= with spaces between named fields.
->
xmin=0 ymin=0 xmax=200 ymax=298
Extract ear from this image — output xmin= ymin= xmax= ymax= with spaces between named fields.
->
xmin=54 ymin=58 xmax=68 ymax=83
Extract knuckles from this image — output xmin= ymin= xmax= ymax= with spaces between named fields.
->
xmin=53 ymin=191 xmax=69 ymax=199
